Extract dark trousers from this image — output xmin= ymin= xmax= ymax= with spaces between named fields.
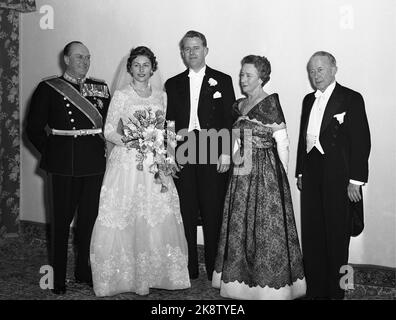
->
xmin=50 ymin=173 xmax=103 ymax=288
xmin=174 ymin=131 xmax=228 ymax=280
xmin=301 ymin=148 xmax=350 ymax=299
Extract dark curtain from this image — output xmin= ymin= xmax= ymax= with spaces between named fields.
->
xmin=0 ymin=0 xmax=36 ymax=237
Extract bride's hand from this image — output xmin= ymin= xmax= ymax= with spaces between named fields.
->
xmin=121 ymin=137 xmax=139 ymax=149
xmin=169 ymin=162 xmax=183 ymax=178
xmin=173 ymin=162 xmax=182 ymax=172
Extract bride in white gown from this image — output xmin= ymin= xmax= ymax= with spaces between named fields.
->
xmin=90 ymin=46 xmax=190 ymax=297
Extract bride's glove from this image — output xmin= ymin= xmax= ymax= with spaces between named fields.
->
xmin=273 ymin=128 xmax=289 ymax=174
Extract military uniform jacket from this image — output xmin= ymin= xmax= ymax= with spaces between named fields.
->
xmin=26 ymin=76 xmax=110 ymax=176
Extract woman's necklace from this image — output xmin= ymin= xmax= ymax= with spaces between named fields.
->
xmin=130 ymin=81 xmax=151 ymax=97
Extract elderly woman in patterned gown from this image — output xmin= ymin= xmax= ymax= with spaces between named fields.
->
xmin=212 ymin=55 xmax=306 ymax=299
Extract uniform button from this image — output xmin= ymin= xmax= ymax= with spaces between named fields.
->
xmin=66 ymin=103 xmax=70 ymax=107
xmin=63 ymin=97 xmax=67 ymax=100
xmin=74 ymin=135 xmax=77 ymax=138
xmin=68 ymin=111 xmax=72 ymax=115
xmin=72 ymin=127 xmax=76 ymax=129
xmin=70 ymin=119 xmax=75 ymax=123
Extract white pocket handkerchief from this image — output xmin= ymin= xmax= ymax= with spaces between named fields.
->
xmin=333 ymin=112 xmax=346 ymax=124
xmin=213 ymin=91 xmax=222 ymax=99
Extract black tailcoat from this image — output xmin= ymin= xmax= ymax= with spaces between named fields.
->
xmin=296 ymin=82 xmax=370 ymax=298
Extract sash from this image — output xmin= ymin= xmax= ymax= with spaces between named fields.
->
xmin=45 ymin=77 xmax=103 ymax=128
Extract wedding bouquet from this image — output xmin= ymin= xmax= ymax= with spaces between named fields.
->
xmin=121 ymin=107 xmax=181 ymax=193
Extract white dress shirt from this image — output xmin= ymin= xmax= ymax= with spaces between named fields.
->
xmin=188 ymin=66 xmax=206 ymax=132
xmin=306 ymin=81 xmax=336 ymax=154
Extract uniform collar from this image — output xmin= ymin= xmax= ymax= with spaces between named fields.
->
xmin=63 ymin=72 xmax=87 ymax=84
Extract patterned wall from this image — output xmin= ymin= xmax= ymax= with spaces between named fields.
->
xmin=0 ymin=0 xmax=36 ymax=237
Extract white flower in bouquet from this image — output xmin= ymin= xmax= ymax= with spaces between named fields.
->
xmin=121 ymin=107 xmax=183 ymax=193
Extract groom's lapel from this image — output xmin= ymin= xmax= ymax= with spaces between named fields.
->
xmin=198 ymin=66 xmax=212 ymax=109
xmin=178 ymin=69 xmax=190 ymax=121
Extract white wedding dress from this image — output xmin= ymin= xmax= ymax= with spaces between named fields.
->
xmin=90 ymin=85 xmax=190 ymax=297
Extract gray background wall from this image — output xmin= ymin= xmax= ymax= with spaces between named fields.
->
xmin=20 ymin=0 xmax=396 ymax=267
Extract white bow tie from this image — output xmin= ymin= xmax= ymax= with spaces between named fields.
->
xmin=315 ymin=90 xmax=325 ymax=99
xmin=188 ymin=70 xmax=205 ymax=80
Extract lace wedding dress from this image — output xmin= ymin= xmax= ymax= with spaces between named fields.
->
xmin=90 ymin=84 xmax=190 ymax=297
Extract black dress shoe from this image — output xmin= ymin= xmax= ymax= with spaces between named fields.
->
xmin=52 ymin=286 xmax=66 ymax=294
xmin=75 ymin=278 xmax=93 ymax=287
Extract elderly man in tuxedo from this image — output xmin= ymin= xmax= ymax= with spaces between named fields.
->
xmin=165 ymin=30 xmax=236 ymax=281
xmin=296 ymin=51 xmax=370 ymax=299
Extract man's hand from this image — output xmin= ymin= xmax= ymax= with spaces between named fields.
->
xmin=217 ymin=154 xmax=230 ymax=173
xmin=348 ymin=183 xmax=361 ymax=202
xmin=297 ymin=176 xmax=302 ymax=191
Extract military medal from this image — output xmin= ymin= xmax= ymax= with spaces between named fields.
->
xmin=82 ymin=83 xmax=109 ymax=98
xmin=96 ymin=98 xmax=104 ymax=109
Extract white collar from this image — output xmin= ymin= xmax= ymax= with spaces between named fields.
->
xmin=315 ymin=81 xmax=336 ymax=98
xmin=188 ymin=65 xmax=206 ymax=79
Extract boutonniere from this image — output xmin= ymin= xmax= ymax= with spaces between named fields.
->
xmin=208 ymin=78 xmax=218 ymax=87
xmin=333 ymin=112 xmax=346 ymax=124
xmin=213 ymin=91 xmax=222 ymax=99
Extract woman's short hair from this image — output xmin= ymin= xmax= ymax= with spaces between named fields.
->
xmin=127 ymin=46 xmax=158 ymax=73
xmin=179 ymin=30 xmax=207 ymax=51
xmin=241 ymin=55 xmax=271 ymax=86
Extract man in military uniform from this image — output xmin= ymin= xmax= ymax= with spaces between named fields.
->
xmin=26 ymin=41 xmax=110 ymax=294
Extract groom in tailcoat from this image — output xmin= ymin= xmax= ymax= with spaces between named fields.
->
xmin=165 ymin=30 xmax=236 ymax=280
xmin=296 ymin=51 xmax=371 ymax=299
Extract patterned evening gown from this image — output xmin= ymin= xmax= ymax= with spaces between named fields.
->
xmin=212 ymin=94 xmax=306 ymax=299
xmin=90 ymin=85 xmax=190 ymax=297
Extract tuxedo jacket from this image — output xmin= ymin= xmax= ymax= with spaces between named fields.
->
xmin=296 ymin=82 xmax=371 ymax=183
xmin=26 ymin=76 xmax=110 ymax=176
xmin=165 ymin=66 xmax=235 ymax=157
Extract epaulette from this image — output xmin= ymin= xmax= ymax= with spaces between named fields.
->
xmin=42 ymin=75 xmax=59 ymax=81
xmin=88 ymin=76 xmax=107 ymax=84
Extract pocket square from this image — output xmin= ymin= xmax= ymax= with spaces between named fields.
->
xmin=213 ymin=91 xmax=222 ymax=99
xmin=333 ymin=112 xmax=346 ymax=124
